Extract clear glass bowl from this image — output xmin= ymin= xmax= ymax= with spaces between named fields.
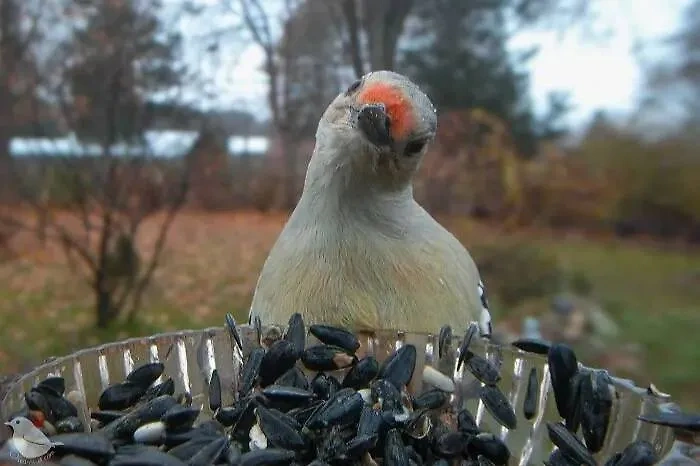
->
xmin=0 ymin=325 xmax=677 ymax=465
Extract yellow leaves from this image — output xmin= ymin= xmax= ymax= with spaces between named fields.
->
xmin=576 ymin=127 xmax=700 ymax=227
xmin=417 ymin=107 xmax=700 ymax=233
xmin=418 ymin=109 xmax=523 ymax=222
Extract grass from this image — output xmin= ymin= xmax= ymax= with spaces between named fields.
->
xmin=447 ymin=217 xmax=700 ymax=408
xmin=0 ymin=211 xmax=698 ymax=410
xmin=545 ymin=239 xmax=700 ymax=399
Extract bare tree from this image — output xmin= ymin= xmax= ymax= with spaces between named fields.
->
xmin=277 ymin=0 xmax=346 ymax=138
xmin=0 ymin=0 xmax=207 ymax=328
xmin=328 ymin=0 xmax=592 ymax=79
xmin=237 ymin=0 xmax=297 ymax=207
xmin=233 ymin=0 xmax=345 ymax=207
xmin=325 ymin=0 xmax=416 ymax=78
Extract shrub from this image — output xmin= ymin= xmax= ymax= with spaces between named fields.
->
xmin=519 ymin=150 xmax=616 ymax=231
xmin=568 ymin=269 xmax=593 ymax=296
xmin=576 ymin=120 xmax=700 ymax=240
xmin=0 ymin=217 xmax=19 ymax=263
xmin=470 ymin=241 xmax=563 ymax=308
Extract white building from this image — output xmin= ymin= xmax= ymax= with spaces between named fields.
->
xmin=8 ymin=130 xmax=269 ymax=159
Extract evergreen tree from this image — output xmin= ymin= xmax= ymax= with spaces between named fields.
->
xmin=642 ymin=0 xmax=700 ymax=136
xmin=399 ymin=0 xmax=569 ymax=157
xmin=67 ymin=0 xmax=183 ymax=145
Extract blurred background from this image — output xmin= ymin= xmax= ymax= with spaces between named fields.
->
xmin=0 ymin=0 xmax=698 ymax=409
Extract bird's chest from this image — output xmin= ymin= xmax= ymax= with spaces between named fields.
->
xmin=287 ymin=226 xmax=456 ymax=326
xmin=253 ymin=204 xmax=478 ymax=332
xmin=305 ymin=224 xmax=429 ymax=288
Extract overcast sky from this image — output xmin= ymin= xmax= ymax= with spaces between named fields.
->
xmin=181 ymin=0 xmax=691 ymax=130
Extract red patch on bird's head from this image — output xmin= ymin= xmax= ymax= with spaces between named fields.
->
xmin=357 ymin=82 xmax=414 ymax=141
xmin=28 ymin=410 xmax=45 ymax=428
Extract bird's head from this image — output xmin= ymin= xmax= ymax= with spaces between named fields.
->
xmin=309 ymin=70 xmax=437 ymax=194
xmin=4 ymin=416 xmax=38 ymax=437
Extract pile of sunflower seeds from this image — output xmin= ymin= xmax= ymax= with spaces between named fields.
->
xmin=1 ymin=313 xmax=671 ymax=465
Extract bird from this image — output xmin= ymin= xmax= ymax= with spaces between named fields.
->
xmin=4 ymin=416 xmax=63 ymax=462
xmin=249 ymin=70 xmax=492 ymax=336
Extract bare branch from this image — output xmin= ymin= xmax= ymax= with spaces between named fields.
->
xmin=339 ymin=0 xmax=364 ymax=77
xmin=239 ymin=0 xmax=274 ymax=51
xmin=0 ymin=211 xmax=97 ymax=274
xmin=123 ymin=187 xmax=186 ymax=322
xmin=2 ymin=0 xmax=196 ymax=328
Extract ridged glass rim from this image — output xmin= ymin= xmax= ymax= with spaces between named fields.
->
xmin=0 ymin=324 xmax=679 ymax=464
xmin=1 ymin=327 xmax=224 ymax=407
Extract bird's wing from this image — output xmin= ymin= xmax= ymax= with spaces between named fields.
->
xmin=21 ymin=428 xmax=53 ymax=445
xmin=22 ymin=437 xmax=53 ymax=448
xmin=21 ymin=437 xmax=63 ymax=452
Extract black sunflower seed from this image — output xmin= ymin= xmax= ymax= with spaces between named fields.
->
xmin=479 ymin=385 xmax=517 ymax=430
xmin=523 ymin=366 xmax=539 ymax=420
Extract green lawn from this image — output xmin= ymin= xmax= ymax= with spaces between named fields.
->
xmin=450 ymin=219 xmax=700 ymax=409
xmin=543 ymin=238 xmax=700 ymax=404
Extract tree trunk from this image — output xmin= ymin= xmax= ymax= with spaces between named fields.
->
xmin=95 ymin=275 xmax=115 ymax=329
xmin=341 ymin=0 xmax=365 ymax=77
xmin=0 ymin=0 xmax=15 ymax=203
xmin=360 ymin=0 xmax=415 ymax=71
xmin=0 ymin=136 xmax=11 ymax=202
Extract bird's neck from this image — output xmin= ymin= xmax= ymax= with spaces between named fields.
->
xmin=296 ymin=171 xmax=415 ymax=236
xmin=294 ymin=129 xmax=418 ymax=233
xmin=307 ymin=183 xmax=413 ymax=216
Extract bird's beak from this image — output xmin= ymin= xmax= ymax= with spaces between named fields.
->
xmin=357 ymin=103 xmax=392 ymax=148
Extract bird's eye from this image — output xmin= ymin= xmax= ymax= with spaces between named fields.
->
xmin=404 ymin=139 xmax=427 ymax=156
xmin=345 ymin=79 xmax=362 ymax=95
xmin=15 ymin=420 xmax=20 ymax=425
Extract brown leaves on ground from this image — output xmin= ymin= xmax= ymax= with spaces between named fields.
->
xmin=0 ymin=210 xmax=288 ymax=372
